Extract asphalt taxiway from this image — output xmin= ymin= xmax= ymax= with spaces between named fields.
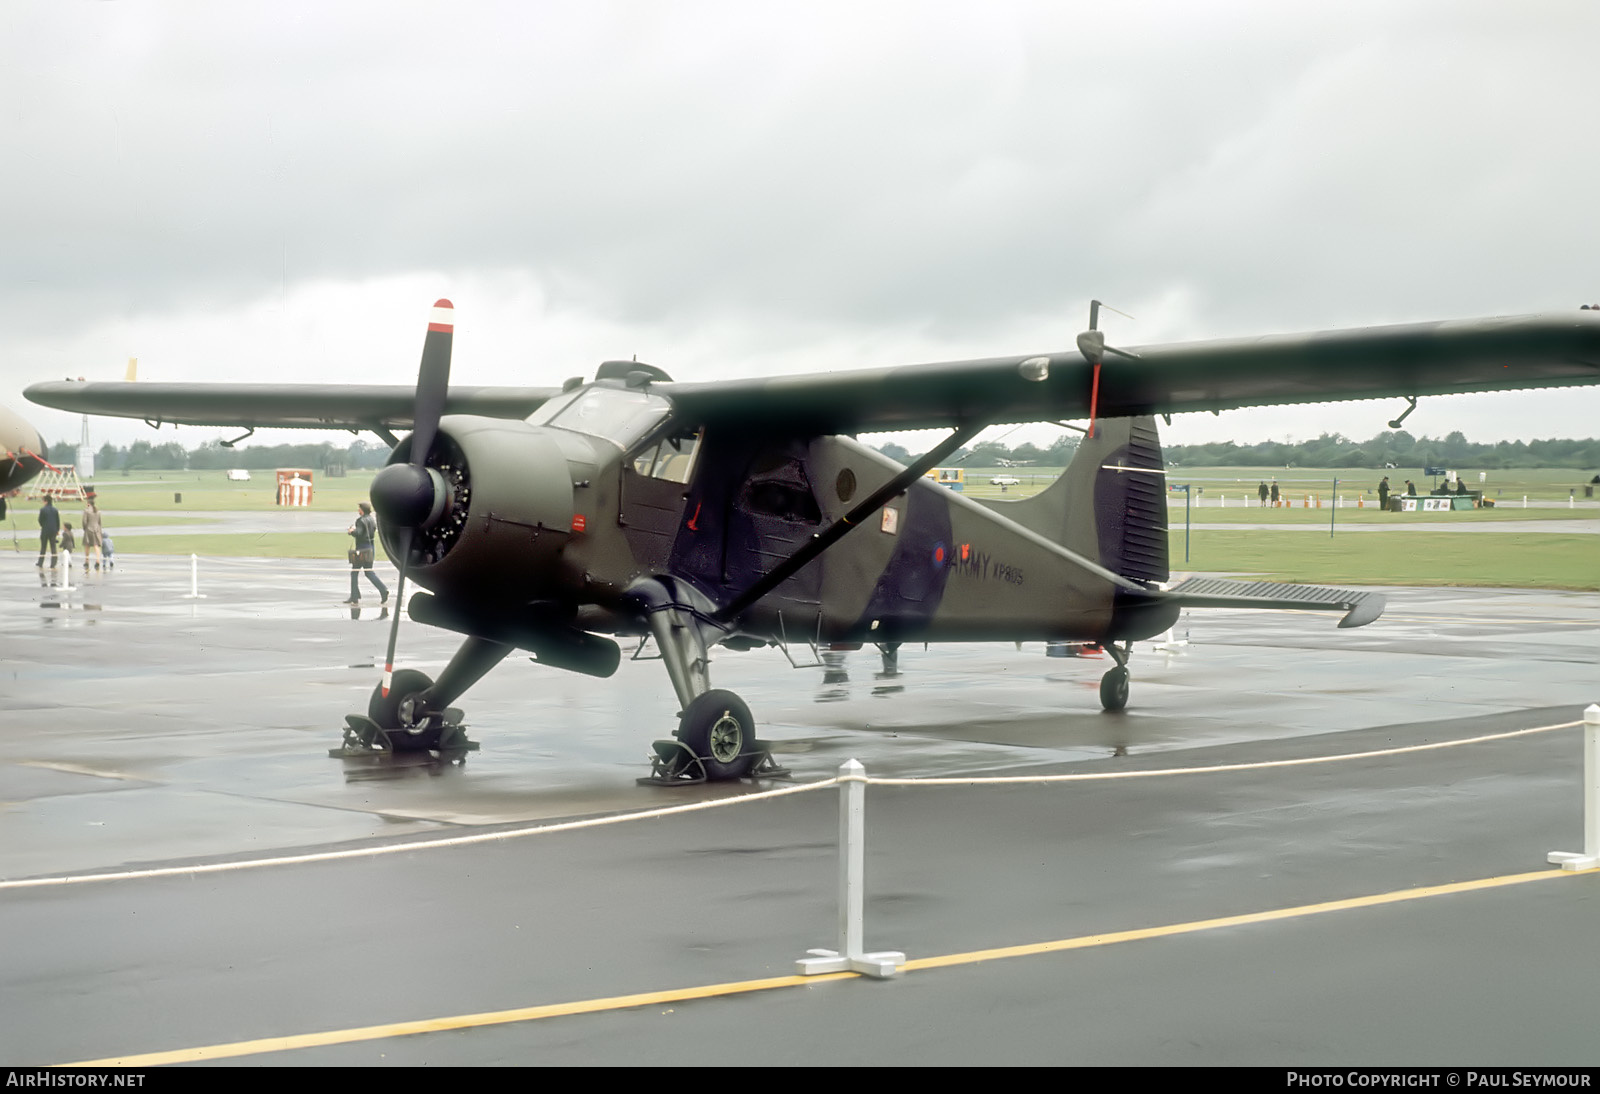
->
xmin=2 ymin=552 xmax=1598 ymax=1066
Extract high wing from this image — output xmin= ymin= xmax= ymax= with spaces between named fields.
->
xmin=657 ymin=312 xmax=1600 ymax=434
xmin=21 ymin=382 xmax=559 ymax=432
xmin=24 ymin=311 xmax=1600 ymax=434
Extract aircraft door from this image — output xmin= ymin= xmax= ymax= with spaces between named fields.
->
xmin=620 ymin=431 xmax=700 ymax=572
xmin=727 ymin=441 xmax=823 ymax=605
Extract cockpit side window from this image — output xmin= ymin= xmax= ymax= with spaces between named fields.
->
xmin=631 ymin=430 xmax=702 ymax=484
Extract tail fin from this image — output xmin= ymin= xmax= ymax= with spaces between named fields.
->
xmin=976 ymin=416 xmax=1168 ymax=586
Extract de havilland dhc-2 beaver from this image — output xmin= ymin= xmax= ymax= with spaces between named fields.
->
xmin=26 ymin=302 xmax=1600 ymax=781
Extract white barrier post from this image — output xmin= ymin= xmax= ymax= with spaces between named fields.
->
xmin=797 ymin=759 xmax=904 ymax=979
xmin=58 ymin=550 xmax=74 ymax=593
xmin=1548 ymin=705 xmax=1600 ymax=871
xmin=182 ymin=553 xmax=207 ymax=599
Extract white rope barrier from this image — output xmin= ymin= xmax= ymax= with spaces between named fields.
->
xmin=6 ymin=716 xmax=1586 ymax=893
xmin=0 ymin=777 xmax=837 ymax=891
xmin=863 ymin=718 xmax=1583 ymax=787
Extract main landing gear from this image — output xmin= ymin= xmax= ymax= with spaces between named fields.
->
xmin=643 ymin=689 xmax=786 ymax=785
xmin=629 ymin=578 xmax=786 ymax=785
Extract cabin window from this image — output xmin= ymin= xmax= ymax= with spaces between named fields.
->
xmin=738 ymin=450 xmax=821 ymax=524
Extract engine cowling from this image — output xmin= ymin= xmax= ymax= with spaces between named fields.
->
xmin=373 ymin=415 xmax=579 ymax=604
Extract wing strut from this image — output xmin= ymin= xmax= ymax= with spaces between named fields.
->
xmin=711 ymin=417 xmax=993 ymax=624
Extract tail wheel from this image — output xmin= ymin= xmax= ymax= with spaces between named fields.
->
xmin=1099 ymin=666 xmax=1130 ymax=712
xmin=676 ymin=689 xmax=755 ymax=781
xmin=369 ymin=669 xmax=435 ymax=730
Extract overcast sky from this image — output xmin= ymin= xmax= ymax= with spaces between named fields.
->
xmin=4 ymin=0 xmax=1597 ymax=454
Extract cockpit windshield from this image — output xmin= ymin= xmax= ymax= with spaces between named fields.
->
xmin=528 ymin=386 xmax=671 ymax=449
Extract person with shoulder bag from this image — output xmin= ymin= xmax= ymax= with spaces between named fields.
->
xmin=345 ymin=501 xmax=389 ymax=605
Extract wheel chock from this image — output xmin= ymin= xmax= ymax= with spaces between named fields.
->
xmin=638 ymin=738 xmax=790 ymax=786
xmin=330 ymin=713 xmax=479 ymax=759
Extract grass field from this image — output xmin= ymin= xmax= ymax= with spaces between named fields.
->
xmin=72 ymin=469 xmax=383 ymax=512
xmin=7 ymin=465 xmax=1594 ymax=589
xmin=1168 ymin=530 xmax=1597 ymax=590
xmin=958 ymin=464 xmax=1599 ymax=503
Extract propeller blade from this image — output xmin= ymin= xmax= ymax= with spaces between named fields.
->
xmin=381 ymin=528 xmax=414 ymax=698
xmin=378 ymin=299 xmax=453 ymax=702
xmin=409 ymin=299 xmax=454 ymax=472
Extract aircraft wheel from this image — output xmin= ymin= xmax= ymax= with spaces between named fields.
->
xmin=1099 ymin=666 xmax=1130 ymax=713
xmin=676 ymin=690 xmax=754 ymax=781
xmin=369 ymin=669 xmax=435 ymax=729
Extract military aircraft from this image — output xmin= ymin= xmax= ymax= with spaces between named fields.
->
xmin=26 ymin=304 xmax=1600 ymax=780
xmin=0 ymin=402 xmax=51 ymax=494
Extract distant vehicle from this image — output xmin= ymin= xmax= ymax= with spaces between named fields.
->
xmin=924 ymin=467 xmax=965 ymax=491
xmin=226 ymin=469 xmax=251 ymax=482
xmin=991 ymin=475 xmax=1021 ymax=487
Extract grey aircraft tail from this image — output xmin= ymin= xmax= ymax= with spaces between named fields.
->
xmin=976 ymin=415 xmax=1170 ymax=588
xmin=976 ymin=416 xmax=1384 ymax=633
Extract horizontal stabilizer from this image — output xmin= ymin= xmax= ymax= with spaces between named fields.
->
xmin=1162 ymin=577 xmax=1385 ymax=628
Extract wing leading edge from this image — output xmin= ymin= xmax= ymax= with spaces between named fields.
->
xmin=22 ymin=382 xmax=559 ymax=432
xmin=24 ymin=311 xmax=1600 ymax=435
xmin=656 ymin=312 xmax=1600 ymax=434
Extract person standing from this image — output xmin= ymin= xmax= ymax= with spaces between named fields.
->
xmin=345 ymin=501 xmax=389 ymax=605
xmin=36 ymin=495 xmax=59 ymax=567
xmin=1269 ymin=478 xmax=1280 ymax=506
xmin=82 ymin=497 xmax=104 ymax=570
xmin=1257 ymin=481 xmax=1269 ymax=507
xmin=1377 ymin=476 xmax=1390 ymax=512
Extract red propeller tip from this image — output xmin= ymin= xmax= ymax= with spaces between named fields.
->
xmin=433 ymin=298 xmax=453 ymax=309
xmin=428 ymin=300 xmax=455 ymax=333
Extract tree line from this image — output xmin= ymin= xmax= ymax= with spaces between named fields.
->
xmin=899 ymin=429 xmax=1600 ymax=470
xmin=44 ymin=428 xmax=1600 ymax=473
xmin=45 ymin=437 xmax=393 ymax=473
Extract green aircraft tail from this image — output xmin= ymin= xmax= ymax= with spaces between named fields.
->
xmin=977 ymin=416 xmax=1170 ymax=587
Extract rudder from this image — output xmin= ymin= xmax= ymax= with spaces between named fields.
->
xmin=975 ymin=417 xmax=1169 ymax=587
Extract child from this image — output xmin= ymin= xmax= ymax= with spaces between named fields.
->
xmin=60 ymin=522 xmax=76 ymax=554
xmin=101 ymin=532 xmax=115 ymax=570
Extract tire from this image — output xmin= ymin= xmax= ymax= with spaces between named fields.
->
xmin=368 ymin=669 xmax=435 ymax=730
xmin=676 ymin=690 xmax=755 ymax=781
xmin=1099 ymin=666 xmax=1130 ymax=713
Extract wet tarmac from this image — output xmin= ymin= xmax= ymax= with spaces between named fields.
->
xmin=1186 ymin=519 xmax=1600 ymax=534
xmin=2 ymin=552 xmax=1598 ymax=1066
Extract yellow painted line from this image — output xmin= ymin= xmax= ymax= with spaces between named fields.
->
xmin=66 ymin=971 xmax=859 ymax=1067
xmin=903 ymin=866 xmax=1592 ymax=971
xmin=62 ymin=866 xmax=1594 ymax=1067
xmin=19 ymin=761 xmax=143 ymax=782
